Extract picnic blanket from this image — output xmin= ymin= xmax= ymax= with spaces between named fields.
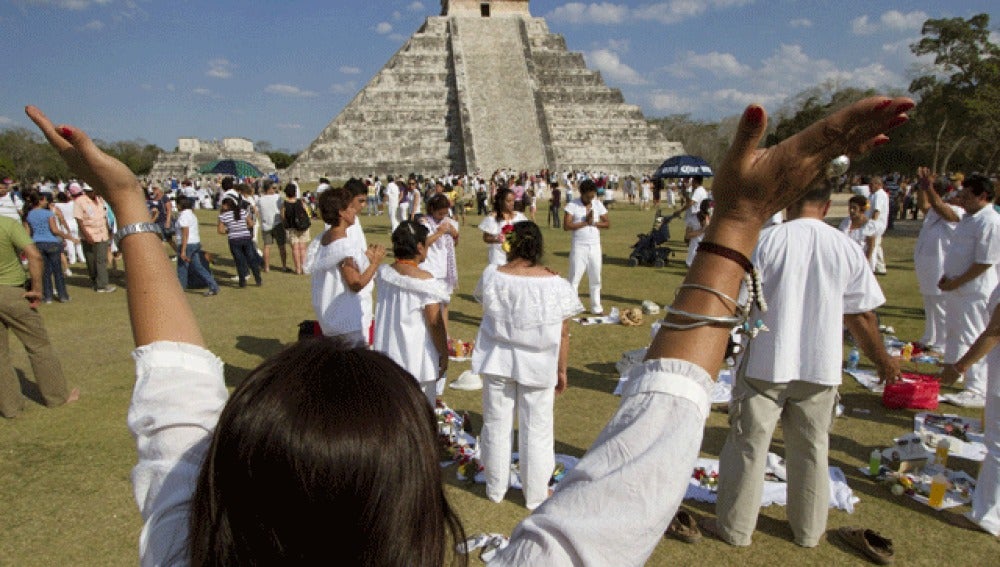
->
xmin=686 ymin=455 xmax=858 ymax=512
xmin=914 ymin=412 xmax=987 ymax=461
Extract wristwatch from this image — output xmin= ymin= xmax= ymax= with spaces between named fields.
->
xmin=114 ymin=222 xmax=163 ymax=247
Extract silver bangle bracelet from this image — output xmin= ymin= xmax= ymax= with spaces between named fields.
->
xmin=664 ymin=305 xmax=743 ymax=327
xmin=114 ymin=222 xmax=163 ymax=247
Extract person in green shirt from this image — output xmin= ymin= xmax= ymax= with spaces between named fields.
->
xmin=0 ymin=216 xmax=77 ymax=418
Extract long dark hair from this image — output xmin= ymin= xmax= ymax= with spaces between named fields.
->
xmin=507 ymin=221 xmax=544 ymax=265
xmin=318 ymin=187 xmax=352 ymax=227
xmin=493 ymin=188 xmax=513 ymax=221
xmin=189 ymin=340 xmax=466 ymax=566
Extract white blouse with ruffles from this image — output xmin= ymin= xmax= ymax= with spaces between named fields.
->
xmin=373 ymin=265 xmax=451 ymax=384
xmin=471 ymin=265 xmax=583 ymax=387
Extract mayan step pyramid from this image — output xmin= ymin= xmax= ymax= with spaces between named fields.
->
xmin=286 ymin=0 xmax=683 ymax=179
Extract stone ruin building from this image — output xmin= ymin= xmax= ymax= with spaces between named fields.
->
xmin=285 ymin=0 xmax=683 ymax=180
xmin=148 ymin=137 xmax=276 ymax=180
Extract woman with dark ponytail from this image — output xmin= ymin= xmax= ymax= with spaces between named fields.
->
xmin=373 ymin=221 xmax=450 ymax=405
xmin=477 ymin=187 xmax=526 ymax=266
xmin=471 ymin=221 xmax=583 ymax=510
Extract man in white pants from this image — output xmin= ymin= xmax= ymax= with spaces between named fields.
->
xmin=701 ymin=180 xmax=897 ymax=548
xmin=914 ymin=169 xmax=963 ymax=352
xmin=867 ymin=176 xmax=889 ymax=274
xmin=384 ymin=176 xmax=400 ymax=233
xmin=563 ymin=179 xmax=609 ymax=314
xmin=939 ymin=174 xmax=1000 ymax=409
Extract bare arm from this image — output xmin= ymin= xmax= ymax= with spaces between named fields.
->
xmin=844 ymin=311 xmax=900 ymax=384
xmin=556 ymin=320 xmax=569 ymax=394
xmin=26 ymin=106 xmax=203 ymax=347
xmin=939 ymin=263 xmax=992 ymax=291
xmin=918 ymin=167 xmax=960 ymax=222
xmin=424 ymin=302 xmax=449 ymax=376
xmin=339 ymin=244 xmax=385 ymax=292
xmin=864 ymin=234 xmax=876 ymax=264
xmin=22 ymin=243 xmax=44 ymax=309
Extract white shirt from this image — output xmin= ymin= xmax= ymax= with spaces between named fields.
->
xmin=175 ymin=209 xmax=201 ymax=245
xmin=373 ymin=266 xmax=450 ymax=384
xmin=258 ymin=193 xmax=283 ymax=231
xmin=942 ymin=205 xmax=1000 ymax=298
xmin=744 ymin=218 xmax=885 ymax=385
xmin=309 ymin=236 xmax=370 ymax=336
xmin=419 ymin=215 xmax=459 ymax=289
xmin=684 ymin=185 xmax=707 ymax=229
xmin=385 ymin=181 xmax=400 ymax=204
xmin=563 ymin=198 xmax=607 ymax=246
xmin=913 ymin=206 xmax=963 ymax=296
xmin=478 ymin=213 xmax=527 ymax=266
xmin=837 ymin=217 xmax=878 ymax=251
xmin=851 ymin=184 xmax=871 ymax=198
xmin=867 ymin=188 xmax=889 ymax=232
xmin=0 ymin=192 xmax=23 ymax=221
xmin=471 ymin=265 xmax=583 ymax=387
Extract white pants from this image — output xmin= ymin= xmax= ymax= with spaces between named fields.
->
xmin=387 ymin=199 xmax=400 ymax=233
xmin=970 ymin=393 xmax=1000 ymax=535
xmin=568 ymin=241 xmax=602 ymax=312
xmin=64 ymin=228 xmax=84 ymax=264
xmin=920 ymin=293 xmax=947 ymax=351
xmin=481 ymin=374 xmax=555 ymax=510
xmin=871 ymin=234 xmax=886 ymax=273
xmin=946 ymin=293 xmax=989 ymax=395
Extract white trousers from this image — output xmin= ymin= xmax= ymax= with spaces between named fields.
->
xmin=970 ymin=393 xmax=1000 ymax=535
xmin=481 ymin=374 xmax=555 ymax=510
xmin=871 ymin=234 xmax=886 ymax=273
xmin=65 ymin=228 xmax=84 ymax=264
xmin=387 ymin=199 xmax=400 ymax=233
xmin=568 ymin=241 xmax=602 ymax=312
xmin=946 ymin=293 xmax=989 ymax=395
xmin=920 ymin=293 xmax=947 ymax=351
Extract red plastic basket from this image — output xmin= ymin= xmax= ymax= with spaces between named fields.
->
xmin=882 ymin=373 xmax=940 ymax=410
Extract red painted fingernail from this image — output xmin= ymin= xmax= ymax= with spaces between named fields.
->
xmin=887 ymin=115 xmax=909 ymax=129
xmin=873 ymin=137 xmax=890 ymax=147
xmin=745 ymin=105 xmax=764 ymax=125
xmin=894 ymin=101 xmax=915 ymax=113
xmin=873 ymin=99 xmax=892 ymax=111
xmin=59 ymin=127 xmax=74 ymax=139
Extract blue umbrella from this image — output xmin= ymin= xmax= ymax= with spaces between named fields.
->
xmin=652 ymin=155 xmax=713 ymax=180
xmin=197 ymin=159 xmax=263 ymax=178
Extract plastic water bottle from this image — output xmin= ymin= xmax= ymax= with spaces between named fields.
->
xmin=934 ymin=438 xmax=951 ymax=468
xmin=869 ymin=448 xmax=882 ymax=476
xmin=847 ymin=348 xmax=860 ymax=370
xmin=928 ymin=472 xmax=949 ymax=508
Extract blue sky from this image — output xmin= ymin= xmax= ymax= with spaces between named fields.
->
xmin=2 ymin=1 xmax=996 ymax=152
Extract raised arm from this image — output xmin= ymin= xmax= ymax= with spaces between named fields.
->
xmin=26 ymin=105 xmax=204 ymax=348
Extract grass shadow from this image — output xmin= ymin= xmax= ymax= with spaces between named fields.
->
xmin=223 ymin=363 xmax=252 ymax=388
xmin=878 ymin=304 xmax=926 ymax=321
xmin=449 ymin=309 xmax=482 ymax=328
xmin=234 ymin=335 xmax=286 ymax=359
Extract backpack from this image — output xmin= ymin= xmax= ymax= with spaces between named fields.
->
xmin=286 ymin=200 xmax=311 ymax=231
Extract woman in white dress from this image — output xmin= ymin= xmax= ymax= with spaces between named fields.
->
xmin=374 ymin=221 xmax=450 ymax=405
xmin=478 ymin=188 xmax=526 ymax=266
xmin=838 ymin=195 xmax=878 ymax=267
xmin=308 ymin=187 xmax=385 ymax=346
xmin=420 ymin=194 xmax=460 ymax=338
xmin=472 ymin=221 xmax=584 ymax=510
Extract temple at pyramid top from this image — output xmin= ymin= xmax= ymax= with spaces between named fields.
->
xmin=285 ymin=0 xmax=682 ymax=180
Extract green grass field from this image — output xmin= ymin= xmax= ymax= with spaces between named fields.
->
xmin=0 ymin=198 xmax=992 ymax=566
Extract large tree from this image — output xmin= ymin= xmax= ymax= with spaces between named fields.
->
xmin=909 ymin=13 xmax=1000 ymax=173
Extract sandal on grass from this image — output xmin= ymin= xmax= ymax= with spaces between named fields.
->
xmin=836 ymin=526 xmax=894 ymax=565
xmin=665 ymin=510 xmax=702 ymax=543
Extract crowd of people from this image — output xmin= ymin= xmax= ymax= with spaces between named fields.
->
xmin=8 ymin=93 xmax=1000 ymax=565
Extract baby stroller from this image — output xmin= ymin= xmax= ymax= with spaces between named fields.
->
xmin=628 ymin=208 xmax=675 ymax=267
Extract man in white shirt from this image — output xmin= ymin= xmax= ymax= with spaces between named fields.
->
xmin=315 ymin=177 xmax=331 ymax=195
xmin=683 ymin=176 xmax=708 ymax=231
xmin=257 ymin=182 xmax=288 ymax=272
xmin=0 ymin=179 xmax=24 ymax=222
xmin=384 ymin=176 xmax=401 ymax=233
xmin=938 ymin=174 xmax=1000 ymax=408
xmin=867 ymin=176 xmax=890 ymax=274
xmin=914 ymin=169 xmax=963 ymax=352
xmin=703 ymin=180 xmax=897 ymax=549
xmin=563 ymin=179 xmax=610 ymax=314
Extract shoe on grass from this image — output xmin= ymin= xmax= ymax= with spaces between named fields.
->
xmin=836 ymin=526 xmax=894 ymax=565
xmin=665 ymin=510 xmax=702 ymax=543
xmin=945 ymin=390 xmax=985 ymax=408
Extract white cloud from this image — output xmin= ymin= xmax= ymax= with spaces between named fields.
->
xmin=192 ymin=87 xmax=214 ymax=97
xmin=139 ymin=83 xmax=152 ymax=90
xmin=634 ymin=0 xmax=754 ymax=25
xmin=265 ymin=83 xmax=318 ymax=97
xmin=389 ymin=33 xmax=407 ymax=42
xmin=854 ymin=10 xmax=927 ymax=35
xmin=548 ymin=2 xmax=629 ymax=25
xmin=710 ymin=88 xmax=781 ymax=109
xmin=408 ymin=1 xmax=425 ymax=11
xmin=80 ymin=19 xmax=103 ymax=31
xmin=586 ymin=49 xmax=647 ymax=85
xmin=276 ymin=123 xmax=302 ymax=130
xmin=789 ymin=18 xmax=812 ymax=28
xmin=647 ymin=91 xmax=697 ymax=113
xmin=605 ymin=38 xmax=629 ymax=53
xmin=0 ymin=116 xmax=12 ymax=125
xmin=330 ymin=81 xmax=359 ymax=95
xmin=339 ymin=66 xmax=361 ymax=75
xmin=206 ymin=58 xmax=233 ymax=79
xmin=392 ymin=10 xmax=402 ymax=21
xmin=375 ymin=22 xmax=393 ymax=34
xmin=675 ymin=51 xmax=750 ymax=78
xmin=20 ymin=0 xmax=112 ymax=10
xmin=166 ymin=83 xmax=175 ymax=91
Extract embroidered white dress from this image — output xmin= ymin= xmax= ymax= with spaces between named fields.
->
xmin=308 ymin=236 xmax=370 ymax=340
xmin=419 ymin=216 xmax=459 ymax=295
xmin=478 ymin=213 xmax=527 ymax=266
xmin=373 ymin=266 xmax=450 ymax=397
